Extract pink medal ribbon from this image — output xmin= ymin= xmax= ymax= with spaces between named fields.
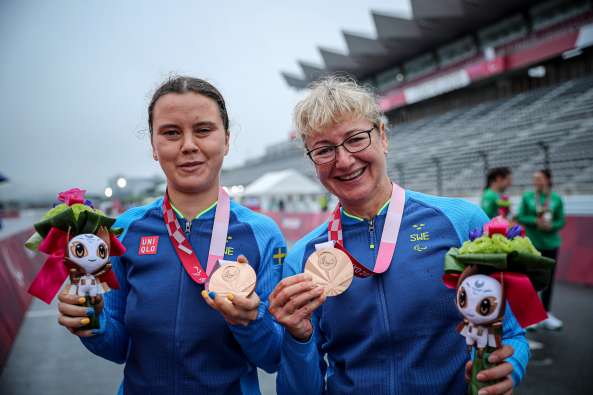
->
xmin=327 ymin=183 xmax=405 ymax=277
xmin=162 ymin=187 xmax=230 ymax=284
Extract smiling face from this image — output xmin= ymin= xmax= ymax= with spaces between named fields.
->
xmin=68 ymin=234 xmax=109 ymax=273
xmin=305 ymin=117 xmax=391 ymax=214
xmin=457 ymin=274 xmax=503 ymax=325
xmin=151 ymin=92 xmax=229 ymax=197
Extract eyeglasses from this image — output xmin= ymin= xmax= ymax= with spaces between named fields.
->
xmin=306 ymin=126 xmax=375 ymax=165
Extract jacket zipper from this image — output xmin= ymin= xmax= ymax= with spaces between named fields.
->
xmin=370 ymin=216 xmax=395 ymax=394
xmin=176 ymin=217 xmax=191 ymax=395
xmin=368 ymin=218 xmax=376 ymax=250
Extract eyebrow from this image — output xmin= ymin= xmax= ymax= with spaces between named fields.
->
xmin=193 ymin=121 xmax=218 ymax=129
xmin=311 ymin=128 xmax=370 ymax=148
xmin=157 ymin=120 xmax=218 ymax=131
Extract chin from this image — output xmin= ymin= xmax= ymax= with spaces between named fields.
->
xmin=330 ymin=180 xmax=371 ymax=199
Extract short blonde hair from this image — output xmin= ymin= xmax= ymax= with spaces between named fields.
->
xmin=294 ymin=75 xmax=382 ymax=141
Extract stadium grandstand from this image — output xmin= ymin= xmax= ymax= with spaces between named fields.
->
xmin=222 ymin=0 xmax=593 ymax=200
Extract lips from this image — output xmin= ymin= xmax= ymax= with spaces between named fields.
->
xmin=335 ymin=167 xmax=366 ymax=182
xmin=178 ymin=161 xmax=203 ymax=171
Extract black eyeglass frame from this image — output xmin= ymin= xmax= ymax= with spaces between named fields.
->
xmin=306 ymin=125 xmax=377 ymax=165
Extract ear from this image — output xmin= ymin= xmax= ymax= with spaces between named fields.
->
xmin=150 ymin=134 xmax=159 ymax=161
xmin=379 ymin=122 xmax=389 ymax=154
xmin=224 ymin=131 xmax=230 ymax=156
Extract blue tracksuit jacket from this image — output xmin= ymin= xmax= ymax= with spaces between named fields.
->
xmin=81 ymin=197 xmax=286 ymax=395
xmin=277 ymin=190 xmax=529 ymax=395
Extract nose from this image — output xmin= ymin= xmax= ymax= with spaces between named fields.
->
xmin=180 ymin=131 xmax=199 ymax=154
xmin=334 ymin=145 xmax=355 ymax=168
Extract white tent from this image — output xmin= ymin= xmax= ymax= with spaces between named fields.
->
xmin=242 ymin=169 xmax=324 ymax=212
xmin=244 ymin=169 xmax=322 ymax=196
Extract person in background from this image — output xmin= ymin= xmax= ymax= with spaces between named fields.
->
xmin=481 ymin=167 xmax=513 ymax=219
xmin=517 ymin=169 xmax=565 ymax=331
xmin=56 ymin=76 xmax=286 ymax=394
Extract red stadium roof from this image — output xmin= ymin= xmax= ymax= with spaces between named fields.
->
xmin=282 ymin=0 xmax=542 ymax=86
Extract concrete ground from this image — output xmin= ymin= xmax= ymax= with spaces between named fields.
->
xmin=1 ymin=282 xmax=590 ymax=394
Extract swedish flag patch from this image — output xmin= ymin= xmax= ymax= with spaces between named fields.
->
xmin=272 ymin=246 xmax=287 ymax=265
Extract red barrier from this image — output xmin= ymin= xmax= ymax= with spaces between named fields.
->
xmin=557 ymin=216 xmax=593 ymax=286
xmin=0 ymin=229 xmax=44 ymax=370
xmin=263 ymin=211 xmax=330 ymax=243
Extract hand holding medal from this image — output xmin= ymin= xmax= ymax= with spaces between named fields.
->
xmin=304 ymin=247 xmax=353 ymax=297
xmin=201 ymin=255 xmax=261 ymax=326
xmin=269 ymin=184 xmax=405 ymax=341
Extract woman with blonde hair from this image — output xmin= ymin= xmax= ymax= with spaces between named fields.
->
xmin=269 ymin=76 xmax=528 ymax=395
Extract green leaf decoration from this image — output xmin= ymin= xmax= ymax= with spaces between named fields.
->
xmin=32 ymin=203 xmax=116 ymax=239
xmin=24 ymin=232 xmax=43 ymax=252
xmin=445 ymin=247 xmax=555 ymax=291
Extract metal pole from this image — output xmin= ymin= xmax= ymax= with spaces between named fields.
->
xmin=478 ymin=151 xmax=489 ymax=175
xmin=432 ymin=157 xmax=443 ymax=195
xmin=538 ymin=142 xmax=550 ymax=169
xmin=396 ymin=163 xmax=405 ymax=187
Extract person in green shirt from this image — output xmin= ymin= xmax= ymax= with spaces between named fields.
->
xmin=481 ymin=167 xmax=512 ymax=219
xmin=517 ymin=168 xmax=566 ymax=330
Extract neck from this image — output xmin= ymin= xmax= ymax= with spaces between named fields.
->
xmin=342 ymin=178 xmax=393 ymax=220
xmin=537 ymin=187 xmax=550 ymax=195
xmin=491 ymin=185 xmax=504 ymax=193
xmin=167 ymin=184 xmax=219 ymax=219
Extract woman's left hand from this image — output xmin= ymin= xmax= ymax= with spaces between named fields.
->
xmin=201 ymin=255 xmax=260 ymax=326
xmin=465 ymin=344 xmax=515 ymax=395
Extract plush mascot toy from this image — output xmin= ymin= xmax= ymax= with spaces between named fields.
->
xmin=25 ymin=188 xmax=125 ymax=329
xmin=444 ymin=217 xmax=555 ymax=395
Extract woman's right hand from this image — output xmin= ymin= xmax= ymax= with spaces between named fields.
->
xmin=268 ymin=273 xmax=326 ymax=341
xmin=57 ymin=285 xmax=103 ymax=337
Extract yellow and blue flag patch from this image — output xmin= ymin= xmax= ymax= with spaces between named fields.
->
xmin=272 ymin=247 xmax=287 ymax=265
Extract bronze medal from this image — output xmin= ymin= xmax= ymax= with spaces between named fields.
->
xmin=208 ymin=260 xmax=257 ymax=297
xmin=304 ymin=248 xmax=353 ymax=297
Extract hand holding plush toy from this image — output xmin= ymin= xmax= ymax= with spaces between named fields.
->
xmin=25 ymin=188 xmax=125 ymax=329
xmin=444 ymin=218 xmax=555 ymax=395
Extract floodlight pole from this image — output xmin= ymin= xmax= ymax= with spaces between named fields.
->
xmin=432 ymin=157 xmax=443 ymax=196
xmin=538 ymin=141 xmax=550 ymax=169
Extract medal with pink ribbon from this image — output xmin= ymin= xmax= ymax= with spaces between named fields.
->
xmin=162 ymin=187 xmax=230 ymax=284
xmin=327 ymin=183 xmax=405 ymax=277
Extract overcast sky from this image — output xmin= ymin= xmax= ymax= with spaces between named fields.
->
xmin=0 ymin=0 xmax=410 ymax=201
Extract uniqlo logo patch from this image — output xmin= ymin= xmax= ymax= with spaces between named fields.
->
xmin=139 ymin=236 xmax=159 ymax=255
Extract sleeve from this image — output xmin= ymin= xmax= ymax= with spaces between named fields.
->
xmin=551 ymin=195 xmax=565 ymax=232
xmin=80 ymin=254 xmax=130 ymax=364
xmin=228 ymin=218 xmax=286 ymax=373
xmin=481 ymin=192 xmax=498 ymax=219
xmin=517 ymin=194 xmax=537 ymax=226
xmin=276 ymin=246 xmax=327 ymax=395
xmin=500 ymin=304 xmax=530 ymax=387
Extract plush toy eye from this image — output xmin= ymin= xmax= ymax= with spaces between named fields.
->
xmin=71 ymin=242 xmax=87 ymax=258
xmin=477 ymin=297 xmax=498 ymax=316
xmin=97 ymin=243 xmax=107 ymax=259
xmin=458 ymin=287 xmax=467 ymax=308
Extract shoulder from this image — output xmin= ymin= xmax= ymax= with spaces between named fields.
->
xmin=521 ymin=190 xmax=534 ymax=199
xmin=406 ymin=190 xmax=488 ymax=243
xmin=551 ymin=191 xmax=563 ymax=202
xmin=407 ymin=190 xmax=485 ymax=219
xmin=483 ymin=189 xmax=497 ymax=199
xmin=113 ymin=198 xmax=162 ymax=240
